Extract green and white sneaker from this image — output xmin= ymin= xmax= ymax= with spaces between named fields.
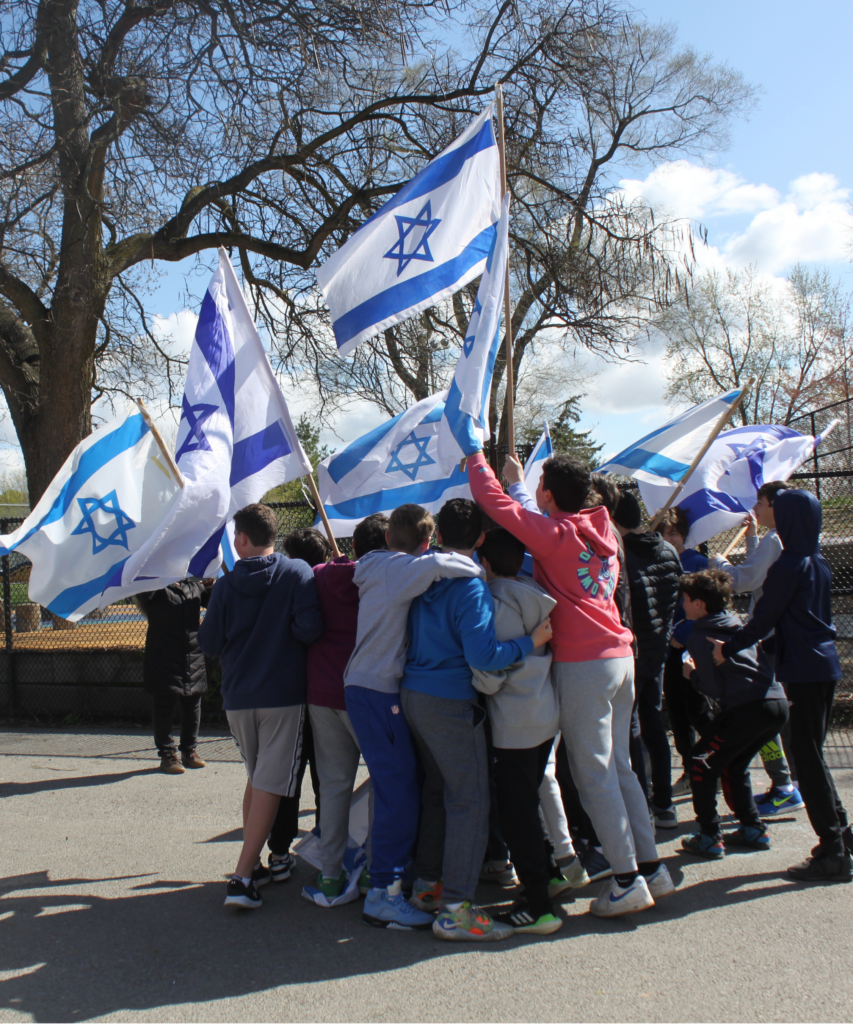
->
xmin=552 ymin=854 xmax=590 ymax=894
xmin=433 ymin=902 xmax=514 ymax=942
xmin=316 ymin=871 xmax=346 ymax=899
xmin=411 ymin=878 xmax=443 ymax=912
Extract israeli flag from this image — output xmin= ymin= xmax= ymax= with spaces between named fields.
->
xmin=436 ymin=196 xmax=509 ymax=469
xmin=0 ymin=409 xmax=182 ymax=621
xmin=123 ymin=250 xmax=311 ymax=582
xmin=677 ymin=423 xmax=830 ymax=547
xmin=524 ymin=423 xmax=553 ymax=495
xmin=598 ymin=388 xmax=743 ymax=512
xmin=317 ymin=105 xmax=502 ymax=356
xmin=316 ymin=391 xmax=472 ymax=538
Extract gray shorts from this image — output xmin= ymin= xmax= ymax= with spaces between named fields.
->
xmin=227 ymin=705 xmax=305 ymax=797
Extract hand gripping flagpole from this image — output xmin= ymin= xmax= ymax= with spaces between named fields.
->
xmin=136 ymin=399 xmax=184 ymax=488
xmin=648 ymin=378 xmax=755 ymax=533
xmin=495 ymin=83 xmax=516 ymax=457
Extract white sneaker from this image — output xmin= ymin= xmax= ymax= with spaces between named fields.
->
xmin=589 ymin=875 xmax=654 ymax=918
xmin=645 ymin=863 xmax=675 ymax=900
xmin=554 ymin=854 xmax=590 ymax=891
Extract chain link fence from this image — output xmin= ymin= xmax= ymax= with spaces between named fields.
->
xmin=2 ymin=411 xmax=853 ymax=720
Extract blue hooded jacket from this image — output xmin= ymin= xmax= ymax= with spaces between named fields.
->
xmin=721 ymin=489 xmax=840 ymax=682
xmin=198 ymin=553 xmax=323 ymax=710
xmin=401 ymin=575 xmax=534 ymax=701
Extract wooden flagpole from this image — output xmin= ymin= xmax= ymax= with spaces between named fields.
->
xmin=648 ymin=378 xmax=755 ymax=532
xmin=136 ymin=399 xmax=184 ymax=488
xmin=495 ymin=83 xmax=516 ymax=456
xmin=305 ymin=471 xmax=342 ymax=559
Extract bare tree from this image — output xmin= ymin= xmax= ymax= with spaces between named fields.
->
xmin=661 ymin=263 xmax=853 ymax=426
xmin=1 ymin=0 xmax=617 ymax=501
xmin=274 ymin=18 xmax=755 ymax=444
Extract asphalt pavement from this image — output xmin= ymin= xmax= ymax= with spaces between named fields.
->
xmin=1 ymin=727 xmax=852 ymax=1023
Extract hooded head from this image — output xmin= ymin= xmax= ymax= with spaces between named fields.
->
xmin=774 ymin=488 xmax=822 ymax=556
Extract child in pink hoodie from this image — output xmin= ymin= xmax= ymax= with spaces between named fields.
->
xmin=469 ymin=450 xmax=674 ymax=917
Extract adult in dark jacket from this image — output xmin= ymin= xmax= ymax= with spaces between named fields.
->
xmin=710 ymin=489 xmax=852 ymax=882
xmin=680 ymin=570 xmax=788 ymax=860
xmin=137 ymin=579 xmax=212 ymax=774
xmin=613 ymin=491 xmax=682 ymax=826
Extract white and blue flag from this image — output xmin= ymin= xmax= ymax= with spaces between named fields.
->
xmin=436 ymin=195 xmax=509 ymax=469
xmin=0 ymin=408 xmax=182 ymax=621
xmin=676 ymin=423 xmax=831 ymax=547
xmin=317 ymin=105 xmax=502 ymax=357
xmin=523 ymin=423 xmax=553 ymax=495
xmin=316 ymin=391 xmax=473 ymax=538
xmin=598 ymin=388 xmax=744 ymax=513
xmin=123 ymin=249 xmax=311 ymax=582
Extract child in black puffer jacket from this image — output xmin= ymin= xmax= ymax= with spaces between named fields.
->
xmin=680 ymin=570 xmax=788 ymax=860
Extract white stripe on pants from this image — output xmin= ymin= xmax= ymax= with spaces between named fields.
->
xmin=552 ymin=657 xmax=658 ymax=875
xmin=538 ymin=737 xmax=574 ymax=861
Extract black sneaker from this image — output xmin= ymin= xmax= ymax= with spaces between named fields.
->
xmin=268 ymin=851 xmax=295 ymax=883
xmin=787 ymin=854 xmax=852 ymax=884
xmin=224 ymin=877 xmax=263 ymax=909
xmin=252 ymin=863 xmax=272 ymax=888
xmin=495 ymin=900 xmax=562 ymax=935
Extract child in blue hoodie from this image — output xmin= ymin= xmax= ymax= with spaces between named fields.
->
xmin=709 ymin=489 xmax=852 ymax=883
xmin=401 ymin=499 xmax=552 ymax=943
xmin=198 ymin=503 xmax=323 ymax=910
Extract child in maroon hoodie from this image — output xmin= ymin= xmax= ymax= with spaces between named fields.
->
xmin=307 ymin=513 xmax=389 ymax=899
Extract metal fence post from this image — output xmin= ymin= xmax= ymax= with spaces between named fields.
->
xmin=811 ymin=412 xmax=822 ymax=501
xmin=1 ymin=519 xmax=16 ymax=714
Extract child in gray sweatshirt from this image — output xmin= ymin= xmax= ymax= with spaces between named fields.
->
xmin=343 ymin=503 xmax=483 ymax=932
xmin=472 ymin=528 xmax=588 ymax=935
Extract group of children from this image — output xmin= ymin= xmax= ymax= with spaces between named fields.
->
xmin=143 ymin=449 xmax=852 ymax=943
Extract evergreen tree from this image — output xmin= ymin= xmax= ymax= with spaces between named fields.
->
xmin=522 ymin=396 xmax=603 ymax=468
xmin=263 ymin=416 xmax=332 ymax=503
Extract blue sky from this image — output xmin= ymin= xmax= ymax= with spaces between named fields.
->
xmin=2 ymin=0 xmax=850 ymax=475
xmin=582 ymin=0 xmax=853 ymax=460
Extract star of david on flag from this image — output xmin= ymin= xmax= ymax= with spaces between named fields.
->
xmin=384 ymin=201 xmax=442 ymax=276
xmin=386 ymin=432 xmax=436 ymax=480
xmin=0 ymin=408 xmax=182 ymax=621
xmin=121 ymin=249 xmax=313 ymax=583
xmin=71 ymin=491 xmax=136 ymax=554
xmin=316 ymin=390 xmax=473 ymax=538
xmin=317 ymin=104 xmax=501 ymax=356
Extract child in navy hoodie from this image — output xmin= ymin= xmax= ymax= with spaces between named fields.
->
xmin=199 ymin=503 xmax=323 ymax=910
xmin=401 ymin=499 xmax=552 ymax=942
xmin=679 ymin=570 xmax=788 ymax=860
xmin=709 ymin=489 xmax=852 ymax=883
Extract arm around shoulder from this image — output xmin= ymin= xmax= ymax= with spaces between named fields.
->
xmin=289 ymin=562 xmax=324 ymax=645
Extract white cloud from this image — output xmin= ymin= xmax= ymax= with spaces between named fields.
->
xmin=620 ymin=162 xmax=853 ymax=275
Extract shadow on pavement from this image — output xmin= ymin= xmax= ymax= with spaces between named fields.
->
xmin=0 ymin=861 xmax=803 ymax=1023
xmin=0 ymin=767 xmax=158 ymax=798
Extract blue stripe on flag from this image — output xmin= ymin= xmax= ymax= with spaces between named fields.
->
xmin=678 ymin=487 xmax=744 ymax=522
xmin=189 ymin=525 xmax=225 ymax=577
xmin=443 ymin=379 xmax=484 ymax=456
xmin=608 ymin=447 xmax=691 ymax=481
xmin=324 ymin=466 xmax=469 ymax=519
xmin=328 ymin=402 xmax=445 ymax=485
xmin=196 ymin=290 xmax=236 ymax=427
xmin=230 ymin=422 xmax=291 ymax=487
xmin=333 ymin=223 xmax=497 ymax=351
xmin=357 ymin=119 xmax=495 ymax=234
xmin=46 ymin=556 xmax=129 ymax=619
xmin=0 ymin=414 xmax=148 ymax=556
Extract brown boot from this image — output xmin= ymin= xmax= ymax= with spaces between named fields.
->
xmin=181 ymin=749 xmax=206 ymax=769
xmin=159 ymin=752 xmax=185 ymax=774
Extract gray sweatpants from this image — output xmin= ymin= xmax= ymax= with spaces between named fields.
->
xmin=400 ymin=688 xmax=489 ymax=904
xmin=309 ymin=704 xmax=373 ymax=879
xmin=553 ymin=657 xmax=658 ymax=876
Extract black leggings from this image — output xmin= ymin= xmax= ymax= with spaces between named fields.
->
xmin=690 ymin=698 xmax=789 ymax=837
xmin=152 ymin=692 xmax=201 ymax=757
xmin=493 ymin=739 xmax=554 ymax=914
xmin=787 ymin=681 xmax=849 ymax=858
